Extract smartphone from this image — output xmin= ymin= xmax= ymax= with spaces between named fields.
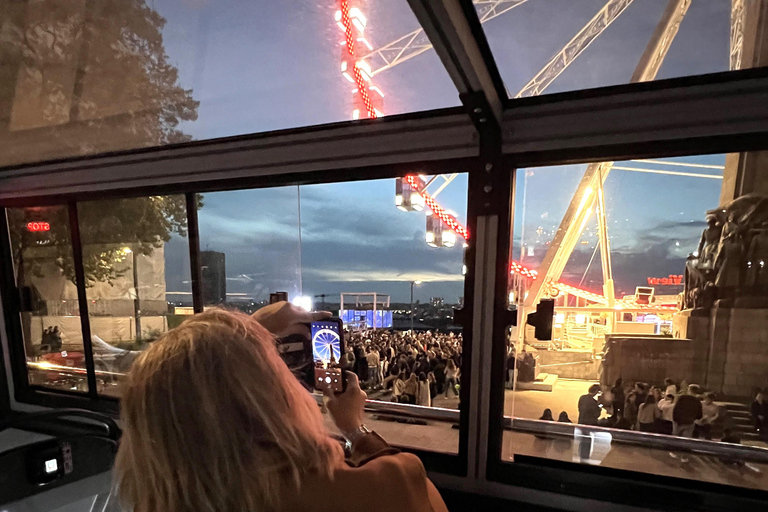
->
xmin=310 ymin=318 xmax=346 ymax=393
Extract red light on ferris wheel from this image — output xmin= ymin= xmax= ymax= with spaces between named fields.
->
xmin=26 ymin=222 xmax=50 ymax=232
xmin=404 ymin=175 xmax=469 ymax=240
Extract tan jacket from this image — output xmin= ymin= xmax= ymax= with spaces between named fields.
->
xmin=286 ymin=433 xmax=448 ymax=512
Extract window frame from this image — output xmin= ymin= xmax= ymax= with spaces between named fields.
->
xmin=0 ymin=152 xmax=481 ymax=476
xmin=481 ymin=76 xmax=768 ymax=510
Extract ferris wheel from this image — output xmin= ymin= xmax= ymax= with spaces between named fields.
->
xmin=312 ymin=328 xmax=341 ymax=364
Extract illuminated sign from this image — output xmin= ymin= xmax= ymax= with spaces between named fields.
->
xmin=26 ymin=222 xmax=50 ymax=232
xmin=647 ymin=275 xmax=683 ymax=286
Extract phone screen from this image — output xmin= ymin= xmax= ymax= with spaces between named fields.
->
xmin=311 ymin=319 xmax=345 ymax=393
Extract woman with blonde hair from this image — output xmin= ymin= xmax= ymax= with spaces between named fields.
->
xmin=402 ymin=372 xmax=419 ymax=405
xmin=115 ymin=305 xmax=447 ymax=512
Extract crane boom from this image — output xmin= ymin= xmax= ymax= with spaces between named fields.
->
xmin=523 ymin=0 xmax=691 ymax=311
xmin=364 ymin=0 xmax=531 ymax=76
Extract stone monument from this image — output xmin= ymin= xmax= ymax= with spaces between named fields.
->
xmin=676 ymin=194 xmax=768 ymax=397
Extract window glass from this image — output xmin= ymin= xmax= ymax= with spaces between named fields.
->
xmin=479 ymin=0 xmax=764 ymax=99
xmin=6 ymin=206 xmax=88 ymax=392
xmin=76 ymin=195 xmax=191 ymax=398
xmin=0 ymin=0 xmax=459 ymax=168
xmin=504 ymin=154 xmax=768 ymax=489
xmin=300 ymin=176 xmax=468 ymax=454
xmin=197 ymin=187 xmax=302 ymax=309
xmin=195 ymin=175 xmax=467 ymax=453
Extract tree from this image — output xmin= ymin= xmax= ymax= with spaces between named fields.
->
xmin=3 ymin=0 xmax=202 ymax=283
xmin=8 ymin=195 xmax=202 ymax=286
xmin=0 ymin=0 xmax=199 ymax=165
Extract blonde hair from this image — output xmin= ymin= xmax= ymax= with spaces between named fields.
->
xmin=115 ymin=308 xmax=343 ymax=512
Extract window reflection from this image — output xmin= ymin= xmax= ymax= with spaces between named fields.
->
xmin=76 ymin=195 xmax=191 ymax=397
xmin=7 ymin=206 xmax=88 ymax=392
xmin=0 ymin=0 xmax=458 ymax=169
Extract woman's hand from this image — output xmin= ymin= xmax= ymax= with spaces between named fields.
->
xmin=326 ymin=372 xmax=367 ymax=435
xmin=251 ymin=301 xmax=331 ymax=339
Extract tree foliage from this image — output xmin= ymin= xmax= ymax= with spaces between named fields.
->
xmin=1 ymin=0 xmax=199 ymax=163
xmin=3 ymin=0 xmax=203 ymax=284
xmin=9 ymin=195 xmax=202 ymax=286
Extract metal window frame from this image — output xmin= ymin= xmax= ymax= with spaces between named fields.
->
xmin=0 ymin=153 xmax=484 ymax=477
xmin=483 ymin=75 xmax=768 ymax=512
xmin=1 ymin=0 xmax=768 ymax=504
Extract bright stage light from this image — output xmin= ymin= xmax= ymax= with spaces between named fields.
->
xmin=292 ymin=295 xmax=313 ymax=311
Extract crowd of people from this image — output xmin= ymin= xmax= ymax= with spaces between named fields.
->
xmin=572 ymin=378 xmax=745 ymax=443
xmin=339 ymin=329 xmax=463 ymax=407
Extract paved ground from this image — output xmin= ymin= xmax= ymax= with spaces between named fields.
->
xmin=366 ymin=378 xmax=592 ymax=421
xmin=344 ymin=378 xmax=768 ymax=491
xmin=504 ymin=378 xmax=593 ymax=421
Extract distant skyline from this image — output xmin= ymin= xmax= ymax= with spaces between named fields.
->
xmin=156 ymin=0 xmax=730 ymax=303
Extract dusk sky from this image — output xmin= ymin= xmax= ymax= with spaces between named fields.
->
xmin=157 ymin=0 xmax=731 ymax=304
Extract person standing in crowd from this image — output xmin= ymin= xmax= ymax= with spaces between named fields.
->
xmin=392 ymin=371 xmax=407 ymax=402
xmin=353 ymin=345 xmax=368 ymax=385
xmin=673 ymin=390 xmax=702 ymax=437
xmin=695 ymin=392 xmax=719 ymax=439
xmin=623 ymin=390 xmax=638 ymax=429
xmin=427 ymin=371 xmax=438 ymax=400
xmin=651 ymin=386 xmax=663 ymax=404
xmin=657 ymin=393 xmax=675 ymax=435
xmin=434 ymin=358 xmax=446 ymax=395
xmin=505 ymin=346 xmax=516 ymax=389
xmin=402 ymin=373 xmax=419 ymax=405
xmin=417 ymin=372 xmax=431 ymax=407
xmin=664 ymin=378 xmax=678 ymax=397
xmin=632 ymin=382 xmax=648 ymax=409
xmin=751 ymin=389 xmax=768 ymax=440
xmin=366 ymin=346 xmax=380 ymax=389
xmin=342 ymin=345 xmax=356 ymax=372
xmin=611 ymin=378 xmax=625 ymax=418
xmin=558 ymin=411 xmax=572 ymax=423
xmin=637 ymin=394 xmax=660 ymax=432
xmin=577 ymin=384 xmax=603 ymax=426
xmin=444 ymin=359 xmax=459 ymax=398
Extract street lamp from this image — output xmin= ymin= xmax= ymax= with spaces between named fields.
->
xmin=410 ymin=280 xmax=422 ymax=331
xmin=123 ymin=247 xmax=141 ymax=340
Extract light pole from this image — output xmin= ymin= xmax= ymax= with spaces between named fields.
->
xmin=124 ymin=247 xmax=141 ymax=340
xmin=410 ymin=280 xmax=421 ymax=331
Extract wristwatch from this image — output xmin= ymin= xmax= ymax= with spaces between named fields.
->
xmin=343 ymin=423 xmax=372 ymax=448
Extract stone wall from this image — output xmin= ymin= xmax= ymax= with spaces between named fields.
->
xmin=537 ymin=350 xmax=599 ymax=380
xmin=715 ymin=307 xmax=768 ymax=397
xmin=674 ymin=306 xmax=768 ymax=398
xmin=600 ymin=336 xmax=708 ymax=389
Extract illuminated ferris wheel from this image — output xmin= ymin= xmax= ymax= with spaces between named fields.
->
xmin=312 ymin=329 xmax=341 ymax=364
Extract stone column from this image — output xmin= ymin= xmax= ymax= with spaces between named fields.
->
xmin=720 ymin=0 xmax=768 ymax=204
